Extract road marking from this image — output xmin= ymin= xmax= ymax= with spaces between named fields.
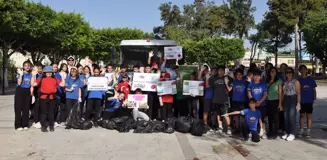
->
xmin=175 ymin=132 xmax=198 ymax=160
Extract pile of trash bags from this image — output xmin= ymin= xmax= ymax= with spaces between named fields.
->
xmin=65 ymin=102 xmax=93 ymax=130
xmin=99 ymin=116 xmax=205 ymax=136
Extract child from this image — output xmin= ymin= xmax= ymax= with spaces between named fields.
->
xmin=247 ymin=69 xmax=268 ymax=139
xmin=103 ymin=92 xmax=125 ymax=120
xmin=32 ymin=64 xmax=44 ymax=129
xmin=14 ymin=61 xmax=33 ymax=131
xmin=31 ymin=66 xmax=65 ymax=132
xmin=117 ymin=65 xmax=129 ymax=83
xmin=225 ymin=98 xmax=264 ymax=143
xmin=298 ymin=65 xmax=317 ymax=137
xmin=159 ymin=72 xmax=174 ymax=121
xmin=188 ymin=72 xmax=199 ymax=118
xmin=131 ymin=88 xmax=150 ymax=121
xmin=226 ymin=68 xmax=248 ymax=132
xmin=85 ymin=67 xmax=105 ymax=127
xmin=63 ymin=67 xmax=83 ymax=124
xmin=116 ymin=75 xmax=131 ymax=98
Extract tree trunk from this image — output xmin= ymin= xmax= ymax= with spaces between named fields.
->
xmin=250 ymin=43 xmax=255 ymax=63
xmin=294 ymin=23 xmax=300 ymax=74
xmin=322 ymin=63 xmax=326 ymax=76
xmin=1 ymin=47 xmax=9 ymax=95
xmin=299 ymin=31 xmax=302 ymax=62
xmin=315 ymin=57 xmax=319 ymax=75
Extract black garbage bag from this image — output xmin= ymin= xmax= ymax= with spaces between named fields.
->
xmin=115 ymin=117 xmax=135 ymax=132
xmin=80 ymin=121 xmax=93 ymax=130
xmin=106 ymin=120 xmax=116 ymax=130
xmin=191 ymin=119 xmax=205 ymax=136
xmin=175 ymin=116 xmax=194 ymax=133
xmin=164 ymin=117 xmax=177 ymax=134
xmin=134 ymin=121 xmax=155 ymax=133
xmin=112 ymin=116 xmax=129 ymax=124
xmin=65 ymin=102 xmax=83 ymax=129
xmin=152 ymin=121 xmax=165 ymax=133
xmin=100 ymin=120 xmax=109 ymax=128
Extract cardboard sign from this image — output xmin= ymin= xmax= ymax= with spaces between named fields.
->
xmin=183 ymin=80 xmax=204 ymax=96
xmin=164 ymin=46 xmax=183 ymax=60
xmin=157 ymin=80 xmax=177 ymax=95
xmin=127 ymin=94 xmax=148 ymax=109
xmin=87 ymin=77 xmax=108 ymax=91
xmin=132 ymin=73 xmax=160 ymax=92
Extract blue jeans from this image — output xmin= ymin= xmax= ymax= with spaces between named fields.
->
xmin=283 ymin=95 xmax=297 ymax=135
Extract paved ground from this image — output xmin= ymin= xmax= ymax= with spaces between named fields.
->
xmin=1 ymin=86 xmax=327 ymax=160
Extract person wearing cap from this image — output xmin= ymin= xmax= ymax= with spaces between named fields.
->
xmin=67 ymin=56 xmax=75 ymax=72
xmin=61 ymin=67 xmax=83 ymax=124
xmin=159 ymin=72 xmax=174 ymax=121
xmin=31 ymin=66 xmax=65 ymax=132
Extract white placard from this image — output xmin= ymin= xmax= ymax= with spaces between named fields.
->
xmin=127 ymin=94 xmax=148 ymax=109
xmin=157 ymin=80 xmax=177 ymax=95
xmin=105 ymin=73 xmax=114 ymax=89
xmin=183 ymin=80 xmax=204 ymax=96
xmin=87 ymin=77 xmax=108 ymax=91
xmin=132 ymin=73 xmax=160 ymax=92
xmin=164 ymin=46 xmax=183 ymax=60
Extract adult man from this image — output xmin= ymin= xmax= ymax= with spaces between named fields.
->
xmin=66 ymin=56 xmax=76 ymax=73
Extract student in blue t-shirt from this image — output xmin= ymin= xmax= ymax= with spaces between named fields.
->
xmin=226 ymin=68 xmax=248 ymax=131
xmin=247 ymin=69 xmax=268 ymax=139
xmin=62 ymin=67 xmax=83 ymax=124
xmin=103 ymin=92 xmax=125 ymax=120
xmin=298 ymin=65 xmax=317 ymax=137
xmin=225 ymin=98 xmax=264 ymax=142
xmin=85 ymin=67 xmax=105 ymax=127
xmin=198 ymin=67 xmax=216 ymax=131
xmin=14 ymin=61 xmax=33 ymax=131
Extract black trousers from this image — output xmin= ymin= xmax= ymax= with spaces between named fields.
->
xmin=55 ymin=97 xmax=65 ymax=123
xmin=161 ymin=103 xmax=173 ymax=121
xmin=147 ymin=92 xmax=159 ymax=119
xmin=80 ymin=88 xmax=86 ymax=114
xmin=40 ymin=99 xmax=56 ymax=128
xmin=266 ymin=100 xmax=279 ymax=134
xmin=278 ymin=111 xmax=285 ymax=131
xmin=174 ymin=98 xmax=188 ymax=117
xmin=85 ymin=98 xmax=102 ymax=121
xmin=242 ymin=122 xmax=260 ymax=143
xmin=59 ymin=99 xmax=77 ymax=123
xmin=33 ymin=98 xmax=40 ymax=123
xmin=14 ymin=87 xmax=31 ymax=129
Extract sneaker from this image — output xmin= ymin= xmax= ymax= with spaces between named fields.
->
xmin=49 ymin=126 xmax=54 ymax=132
xmin=23 ymin=127 xmax=29 ymax=131
xmin=305 ymin=129 xmax=311 ymax=138
xmin=41 ymin=127 xmax=48 ymax=132
xmin=298 ymin=128 xmax=304 ymax=137
xmin=33 ymin=122 xmax=41 ymax=129
xmin=261 ymin=133 xmax=267 ymax=139
xmin=226 ymin=127 xmax=232 ymax=135
xmin=286 ymin=134 xmax=295 ymax=141
xmin=282 ymin=133 xmax=288 ymax=139
xmin=249 ymin=132 xmax=252 ymax=138
xmin=218 ymin=127 xmax=223 ymax=133
xmin=54 ymin=122 xmax=60 ymax=128
xmin=16 ymin=127 xmax=23 ymax=131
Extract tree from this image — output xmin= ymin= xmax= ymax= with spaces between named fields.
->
xmin=302 ymin=10 xmax=327 ymax=75
xmin=228 ymin=0 xmax=256 ymax=39
xmin=183 ymin=37 xmax=245 ymax=66
xmin=0 ymin=0 xmax=28 ymax=90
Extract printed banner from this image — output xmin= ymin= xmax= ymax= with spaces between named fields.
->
xmin=183 ymin=80 xmax=204 ymax=96
xmin=127 ymin=94 xmax=148 ymax=109
xmin=157 ymin=80 xmax=177 ymax=95
xmin=132 ymin=73 xmax=160 ymax=92
xmin=164 ymin=46 xmax=183 ymax=60
xmin=87 ymin=77 xmax=108 ymax=91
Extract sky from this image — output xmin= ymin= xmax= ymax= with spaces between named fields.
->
xmin=34 ymin=0 xmax=269 ymax=33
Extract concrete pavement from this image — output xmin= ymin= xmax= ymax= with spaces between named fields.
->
xmin=1 ymin=86 xmax=327 ymax=160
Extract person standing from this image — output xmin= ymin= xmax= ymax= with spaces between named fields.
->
xmin=159 ymin=73 xmax=174 ymax=121
xmin=14 ymin=61 xmax=33 ymax=131
xmin=266 ymin=67 xmax=283 ymax=139
xmin=209 ymin=65 xmax=231 ymax=135
xmin=282 ymin=67 xmax=301 ymax=141
xmin=298 ymin=65 xmax=317 ymax=137
xmin=247 ymin=69 xmax=268 ymax=139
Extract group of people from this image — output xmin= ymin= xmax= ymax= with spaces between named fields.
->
xmin=14 ymin=55 xmax=316 ymax=143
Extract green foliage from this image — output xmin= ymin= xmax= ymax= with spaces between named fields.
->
xmin=302 ymin=10 xmax=327 ymax=67
xmin=183 ymin=37 xmax=245 ymax=66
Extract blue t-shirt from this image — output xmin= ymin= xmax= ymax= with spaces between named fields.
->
xmin=17 ymin=72 xmax=32 ymax=88
xmin=105 ymin=99 xmax=122 ymax=112
xmin=241 ymin=109 xmax=261 ymax=131
xmin=203 ymin=76 xmax=213 ymax=99
xmin=87 ymin=76 xmax=105 ymax=99
xmin=247 ymin=82 xmax=268 ymax=106
xmin=298 ymin=76 xmax=317 ymax=103
xmin=65 ymin=76 xmax=83 ymax=100
xmin=232 ymin=79 xmax=247 ymax=102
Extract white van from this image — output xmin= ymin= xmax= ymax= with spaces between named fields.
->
xmin=120 ymin=39 xmax=177 ymax=70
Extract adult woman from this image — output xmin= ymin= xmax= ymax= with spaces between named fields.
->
xmin=282 ymin=67 xmax=301 ymax=141
xmin=59 ymin=63 xmax=68 ymax=80
xmin=266 ymin=67 xmax=283 ymax=139
xmin=14 ymin=61 xmax=33 ymax=131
